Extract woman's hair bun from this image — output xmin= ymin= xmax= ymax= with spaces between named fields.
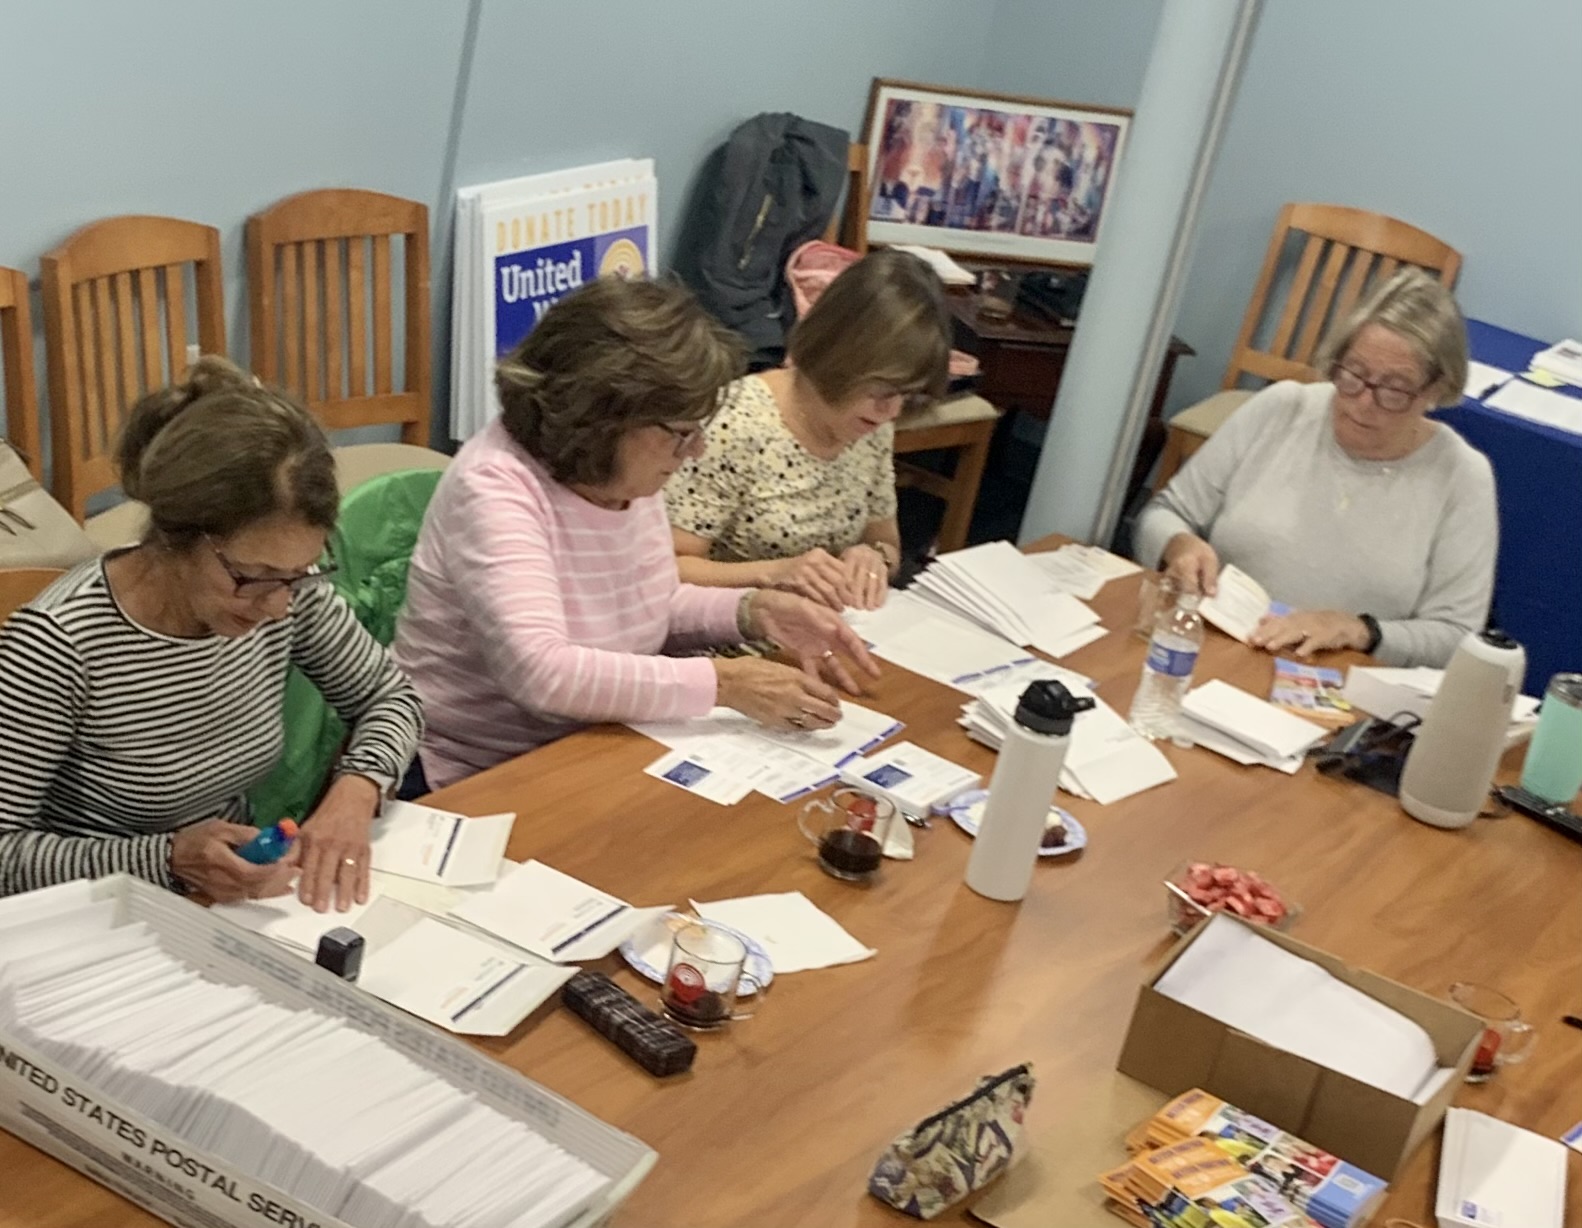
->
xmin=117 ymin=355 xmax=257 ymax=501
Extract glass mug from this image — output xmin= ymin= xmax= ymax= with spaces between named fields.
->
xmin=1449 ymin=982 xmax=1537 ymax=1082
xmin=1134 ymin=571 xmax=1179 ymax=640
xmin=1520 ymin=673 xmax=1582 ymax=806
xmin=798 ymin=787 xmax=896 ymax=882
xmin=660 ymin=921 xmax=765 ymax=1031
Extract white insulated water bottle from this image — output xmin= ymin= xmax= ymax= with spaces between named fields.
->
xmin=1400 ymin=630 xmax=1526 ymax=830
xmin=966 ymin=680 xmax=1094 ymax=901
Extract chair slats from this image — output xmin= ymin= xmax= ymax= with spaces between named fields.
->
xmin=1293 ymin=240 xmax=1352 ymax=366
xmin=163 ymin=264 xmax=187 ymax=379
xmin=371 ymin=233 xmax=392 ymax=397
xmin=323 ymin=239 xmax=344 ymax=401
xmin=248 ymin=190 xmax=430 ymax=446
xmin=0 ymin=266 xmax=43 ymax=481
xmin=41 ymin=215 xmax=226 ymax=520
xmin=1220 ymin=202 xmax=1461 ymax=392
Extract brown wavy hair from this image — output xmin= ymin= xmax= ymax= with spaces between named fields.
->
xmin=495 ymin=277 xmax=745 ymax=486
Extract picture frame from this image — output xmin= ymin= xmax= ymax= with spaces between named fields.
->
xmin=860 ymin=78 xmax=1132 ymax=268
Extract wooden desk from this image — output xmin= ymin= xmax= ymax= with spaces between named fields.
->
xmin=948 ymin=296 xmax=1196 ymax=504
xmin=5 ymin=550 xmax=1581 ymax=1228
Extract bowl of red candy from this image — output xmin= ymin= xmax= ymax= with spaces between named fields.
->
xmin=1165 ymin=861 xmax=1297 ymax=936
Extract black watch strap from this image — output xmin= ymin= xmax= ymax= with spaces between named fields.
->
xmin=1358 ymin=613 xmax=1383 ymax=654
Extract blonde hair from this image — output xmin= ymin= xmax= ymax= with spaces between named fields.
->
xmin=117 ymin=356 xmax=338 ymax=551
xmin=496 ymin=277 xmax=744 ymax=486
xmin=787 ymin=249 xmax=951 ymax=406
xmin=1316 ymin=268 xmax=1468 ymax=408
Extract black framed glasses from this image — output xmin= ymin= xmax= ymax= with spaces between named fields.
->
xmin=206 ymin=536 xmax=337 ymax=597
xmin=1329 ymin=362 xmax=1435 ymax=413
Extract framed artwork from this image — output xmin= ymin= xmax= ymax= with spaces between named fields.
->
xmin=861 ymin=78 xmax=1132 ymax=268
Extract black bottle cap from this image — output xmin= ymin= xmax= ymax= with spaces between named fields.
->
xmin=1013 ymin=680 xmax=1097 ymax=736
xmin=1480 ymin=628 xmax=1520 ymax=651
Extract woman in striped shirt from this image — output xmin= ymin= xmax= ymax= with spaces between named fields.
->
xmin=394 ymin=278 xmax=880 ymax=791
xmin=0 ymin=359 xmax=421 ymax=910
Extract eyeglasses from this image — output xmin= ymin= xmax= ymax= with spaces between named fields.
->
xmin=654 ymin=416 xmax=713 ymax=457
xmin=206 ymin=536 xmax=337 ymax=597
xmin=876 ymin=385 xmax=936 ymax=415
xmin=1329 ymin=362 xmax=1435 ymax=413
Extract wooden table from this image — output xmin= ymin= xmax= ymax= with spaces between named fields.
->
xmin=5 ymin=552 xmax=1581 ymax=1228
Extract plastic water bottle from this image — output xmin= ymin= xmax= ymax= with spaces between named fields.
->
xmin=235 ymin=818 xmax=299 ymax=865
xmin=1129 ymin=592 xmax=1204 ymax=743
xmin=965 ymin=680 xmax=1094 ymax=902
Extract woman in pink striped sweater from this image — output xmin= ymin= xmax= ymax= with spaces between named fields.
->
xmin=394 ymin=278 xmax=880 ymax=791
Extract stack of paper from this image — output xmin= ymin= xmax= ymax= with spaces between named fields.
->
xmin=847 ymin=590 xmax=1036 ymax=692
xmin=1342 ymin=665 xmax=1539 ymax=748
xmin=1531 ymin=338 xmax=1582 ymax=386
xmin=452 ymin=159 xmax=657 ymax=440
xmin=910 ymin=541 xmax=1107 ymax=658
xmin=1155 ymin=915 xmax=1448 ymax=1101
xmin=1463 ymin=360 xmax=1511 ymax=399
xmin=1028 ymin=543 xmax=1142 ymax=601
xmin=632 ymin=701 xmax=904 ymax=804
xmin=450 ymin=861 xmax=671 ymax=963
xmin=0 ymin=893 xmax=608 ymax=1225
xmin=1179 ymin=679 xmax=1328 ymax=772
xmin=1199 ymin=564 xmax=1274 ymax=643
xmin=691 ymin=892 xmax=874 ymax=973
xmin=1484 ymin=379 xmax=1582 ymax=435
xmin=370 ymin=800 xmax=515 ymax=886
xmin=890 ymin=243 xmax=975 ymax=286
xmin=961 ymin=664 xmax=1177 ymax=805
xmin=1436 ymin=1109 xmax=1566 ymax=1228
xmin=838 ymin=740 xmax=980 ymax=816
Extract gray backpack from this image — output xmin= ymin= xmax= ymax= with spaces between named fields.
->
xmin=672 ymin=112 xmax=850 ymax=368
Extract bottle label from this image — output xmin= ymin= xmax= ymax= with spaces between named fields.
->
xmin=1146 ymin=643 xmax=1198 ymax=678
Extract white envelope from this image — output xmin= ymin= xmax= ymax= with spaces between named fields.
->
xmin=449 ymin=860 xmax=670 ymax=962
xmin=370 ymin=801 xmax=515 ymax=887
xmin=1182 ymin=679 xmax=1328 ymax=762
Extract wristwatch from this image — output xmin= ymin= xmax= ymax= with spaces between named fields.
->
xmin=1358 ymin=613 xmax=1383 ymax=654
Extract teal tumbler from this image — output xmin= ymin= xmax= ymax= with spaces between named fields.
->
xmin=1520 ymin=673 xmax=1582 ymax=805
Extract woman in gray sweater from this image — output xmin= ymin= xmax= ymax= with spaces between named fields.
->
xmin=1136 ymin=269 xmax=1495 ymax=668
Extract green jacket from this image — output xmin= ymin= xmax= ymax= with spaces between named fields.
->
xmin=247 ymin=468 xmax=442 ymax=827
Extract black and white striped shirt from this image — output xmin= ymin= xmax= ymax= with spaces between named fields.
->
xmin=0 ymin=558 xmax=423 ymax=896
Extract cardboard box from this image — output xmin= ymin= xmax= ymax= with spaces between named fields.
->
xmin=0 ymin=876 xmax=655 ymax=1228
xmin=1116 ymin=915 xmax=1483 ymax=1182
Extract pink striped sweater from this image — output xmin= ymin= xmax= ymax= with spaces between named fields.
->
xmin=394 ymin=419 xmax=746 ymax=788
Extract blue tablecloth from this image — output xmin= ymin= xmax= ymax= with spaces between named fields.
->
xmin=1433 ymin=319 xmax=1582 ymax=693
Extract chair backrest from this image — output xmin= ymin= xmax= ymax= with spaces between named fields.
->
xmin=0 ymin=266 xmax=43 ymax=482
xmin=1224 ymin=203 xmax=1461 ymax=391
xmin=40 ymin=215 xmax=226 ymax=521
xmin=247 ymin=189 xmax=431 ymax=446
xmin=823 ymin=144 xmax=871 ymax=254
xmin=0 ymin=567 xmax=64 ymax=623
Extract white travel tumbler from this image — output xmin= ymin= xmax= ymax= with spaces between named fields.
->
xmin=966 ymin=681 xmax=1093 ymax=901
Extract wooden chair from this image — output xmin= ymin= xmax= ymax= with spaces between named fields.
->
xmin=247 ymin=189 xmax=445 ymax=491
xmin=1154 ymin=203 xmax=1461 ymax=489
xmin=40 ymin=215 xmax=226 ymax=545
xmin=827 ymin=145 xmax=1001 ymax=555
xmin=0 ymin=567 xmax=64 ymax=622
xmin=0 ymin=265 xmax=43 ymax=482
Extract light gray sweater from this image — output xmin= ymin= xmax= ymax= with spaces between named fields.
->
xmin=1136 ymin=381 xmax=1498 ymax=668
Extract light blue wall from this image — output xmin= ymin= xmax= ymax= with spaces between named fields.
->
xmin=976 ymin=0 xmax=1582 ymax=419
xmin=0 ymin=0 xmax=468 ymax=358
xmin=0 ymin=0 xmax=993 ymax=455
